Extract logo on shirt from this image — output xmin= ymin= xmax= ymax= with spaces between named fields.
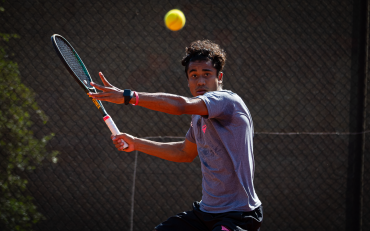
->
xmin=202 ymin=125 xmax=207 ymax=133
xmin=221 ymin=226 xmax=230 ymax=231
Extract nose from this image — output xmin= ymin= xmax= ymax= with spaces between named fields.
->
xmin=197 ymin=76 xmax=205 ymax=85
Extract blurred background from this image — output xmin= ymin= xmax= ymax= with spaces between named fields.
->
xmin=0 ymin=0 xmax=369 ymax=230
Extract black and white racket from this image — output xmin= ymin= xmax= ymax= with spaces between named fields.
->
xmin=51 ymin=34 xmax=128 ymax=149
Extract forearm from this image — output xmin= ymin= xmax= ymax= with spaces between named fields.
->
xmin=88 ymin=81 xmax=208 ymax=115
xmin=130 ymin=92 xmax=199 ymax=115
xmin=134 ymin=138 xmax=193 ymax=163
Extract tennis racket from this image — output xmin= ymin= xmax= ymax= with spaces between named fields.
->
xmin=51 ymin=34 xmax=128 ymax=149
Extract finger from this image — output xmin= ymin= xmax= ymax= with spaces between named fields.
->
xmin=118 ymin=145 xmax=127 ymax=151
xmin=120 ymin=147 xmax=127 ymax=151
xmin=113 ymin=138 xmax=126 ymax=145
xmin=99 ymin=72 xmax=114 ymax=87
xmin=112 ymin=137 xmax=119 ymax=144
xmin=112 ymin=134 xmax=127 ymax=139
xmin=88 ymin=93 xmax=111 ymax=99
xmin=90 ymin=82 xmax=107 ymax=91
xmin=115 ymin=142 xmax=127 ymax=148
xmin=112 ymin=134 xmax=126 ymax=143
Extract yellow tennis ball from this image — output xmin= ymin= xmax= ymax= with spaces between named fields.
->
xmin=164 ymin=9 xmax=186 ymax=31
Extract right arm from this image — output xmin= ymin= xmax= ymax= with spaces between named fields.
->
xmin=112 ymin=133 xmax=198 ymax=163
xmin=88 ymin=72 xmax=208 ymax=116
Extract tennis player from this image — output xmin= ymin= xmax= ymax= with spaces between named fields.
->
xmin=89 ymin=40 xmax=263 ymax=231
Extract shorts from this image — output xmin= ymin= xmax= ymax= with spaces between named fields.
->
xmin=155 ymin=202 xmax=263 ymax=231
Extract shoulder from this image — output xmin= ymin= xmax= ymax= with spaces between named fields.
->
xmin=199 ymin=90 xmax=241 ymax=102
xmin=197 ymin=90 xmax=247 ymax=119
xmin=203 ymin=89 xmax=236 ymax=97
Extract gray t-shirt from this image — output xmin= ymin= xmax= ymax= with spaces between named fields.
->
xmin=186 ymin=90 xmax=261 ymax=213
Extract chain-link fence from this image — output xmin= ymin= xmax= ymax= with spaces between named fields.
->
xmin=1 ymin=0 xmax=369 ymax=230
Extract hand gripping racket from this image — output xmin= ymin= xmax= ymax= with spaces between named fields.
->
xmin=51 ymin=34 xmax=128 ymax=149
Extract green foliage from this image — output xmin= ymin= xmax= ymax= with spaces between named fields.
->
xmin=0 ymin=34 xmax=59 ymax=230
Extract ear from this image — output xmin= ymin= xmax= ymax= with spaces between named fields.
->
xmin=218 ymin=72 xmax=223 ymax=83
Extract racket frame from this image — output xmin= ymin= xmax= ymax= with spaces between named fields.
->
xmin=51 ymin=34 xmax=128 ymax=148
xmin=51 ymin=34 xmax=107 ymax=115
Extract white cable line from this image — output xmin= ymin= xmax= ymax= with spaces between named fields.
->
xmin=130 ymin=150 xmax=138 ymax=231
xmin=129 ymin=136 xmax=184 ymax=231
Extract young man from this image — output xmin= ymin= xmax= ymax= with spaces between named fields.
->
xmin=89 ymin=40 xmax=263 ymax=231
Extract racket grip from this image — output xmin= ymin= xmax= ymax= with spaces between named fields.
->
xmin=103 ymin=115 xmax=128 ymax=149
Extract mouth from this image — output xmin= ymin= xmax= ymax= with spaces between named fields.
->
xmin=196 ymin=89 xmax=208 ymax=95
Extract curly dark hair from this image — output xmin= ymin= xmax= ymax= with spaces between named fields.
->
xmin=181 ymin=40 xmax=226 ymax=77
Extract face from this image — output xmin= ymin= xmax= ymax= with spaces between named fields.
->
xmin=187 ymin=60 xmax=223 ymax=97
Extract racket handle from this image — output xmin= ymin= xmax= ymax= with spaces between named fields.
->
xmin=103 ymin=115 xmax=128 ymax=149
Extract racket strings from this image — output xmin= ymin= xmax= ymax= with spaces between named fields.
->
xmin=55 ymin=37 xmax=92 ymax=88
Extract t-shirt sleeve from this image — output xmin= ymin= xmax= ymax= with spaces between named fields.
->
xmin=185 ymin=122 xmax=196 ymax=143
xmin=198 ymin=91 xmax=234 ymax=119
